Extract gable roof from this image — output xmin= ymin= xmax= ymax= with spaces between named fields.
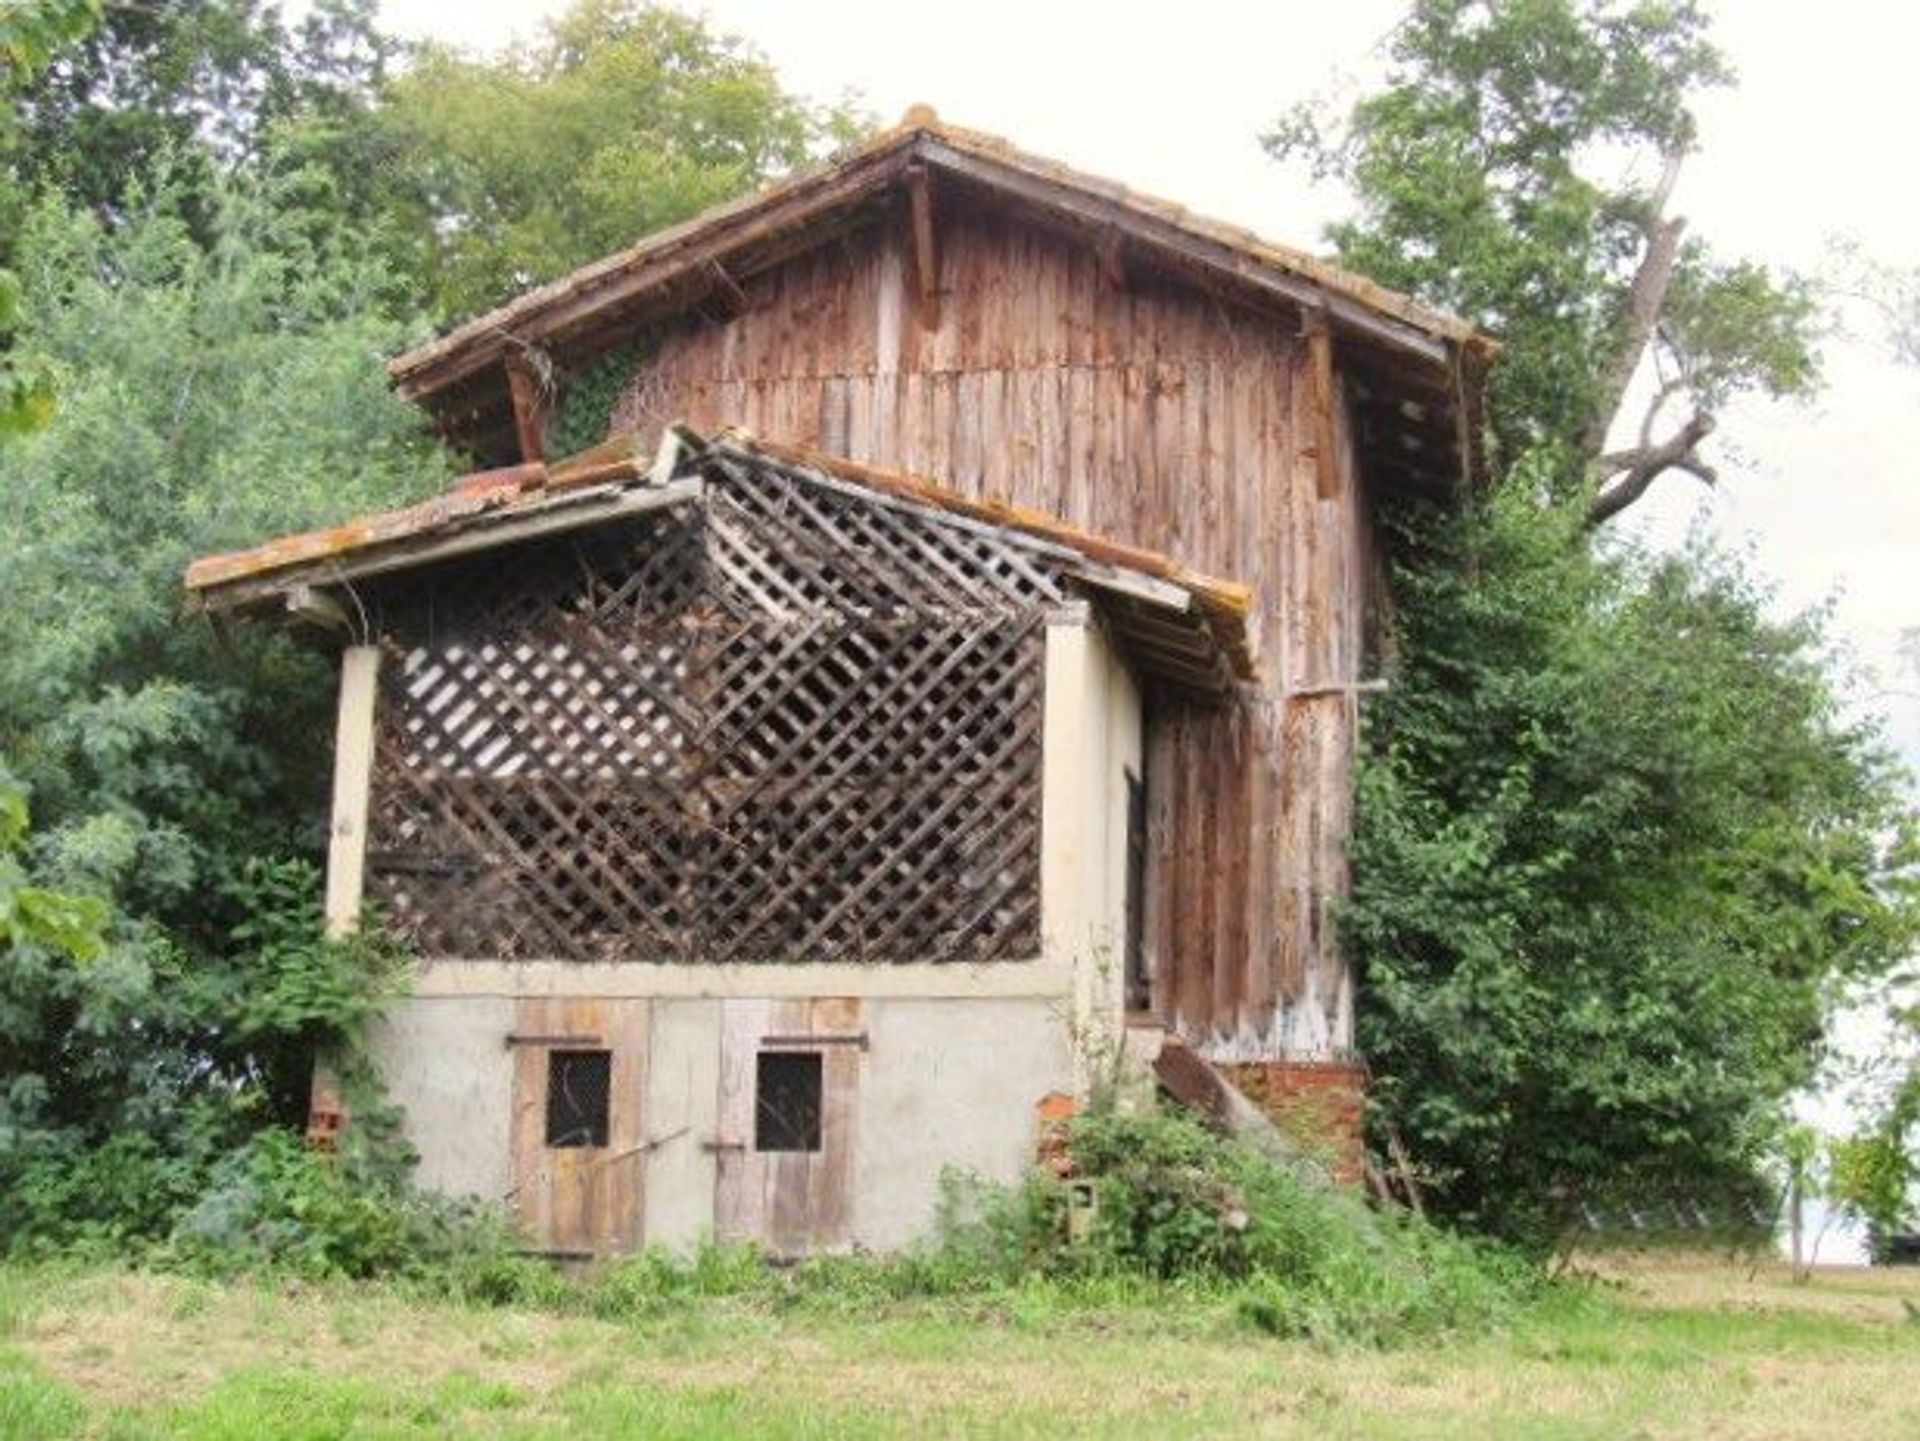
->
xmin=388 ymin=109 xmax=1491 ymax=491
xmin=184 ymin=426 xmax=1257 ymax=696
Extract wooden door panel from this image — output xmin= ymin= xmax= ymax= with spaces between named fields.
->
xmin=508 ymin=996 xmax=649 ymax=1256
xmin=715 ymin=996 xmax=862 ymax=1255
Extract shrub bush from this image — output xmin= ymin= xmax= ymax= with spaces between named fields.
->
xmin=167 ymin=1129 xmax=523 ymax=1284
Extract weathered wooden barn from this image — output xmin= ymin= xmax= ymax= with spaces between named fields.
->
xmin=186 ymin=111 xmax=1488 ymax=1257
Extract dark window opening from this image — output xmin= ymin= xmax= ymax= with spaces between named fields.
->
xmin=756 ymin=1050 xmax=823 ymax=1153
xmin=1124 ymin=768 xmax=1150 ymax=1012
xmin=546 ymin=1049 xmax=611 ymax=1148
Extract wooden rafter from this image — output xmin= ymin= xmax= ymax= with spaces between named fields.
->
xmin=503 ymin=347 xmax=552 ymax=464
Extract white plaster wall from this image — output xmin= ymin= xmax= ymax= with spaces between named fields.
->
xmin=846 ymin=996 xmax=1076 ymax=1251
xmin=368 ymin=997 xmax=515 ymax=1201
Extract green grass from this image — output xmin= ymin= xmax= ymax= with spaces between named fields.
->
xmin=0 ymin=1257 xmax=1915 ymax=1438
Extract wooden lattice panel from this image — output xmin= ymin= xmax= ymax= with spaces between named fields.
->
xmin=365 ymin=461 xmax=1063 ymax=965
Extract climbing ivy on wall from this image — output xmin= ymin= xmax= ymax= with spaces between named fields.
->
xmin=548 ymin=341 xmax=648 ymax=457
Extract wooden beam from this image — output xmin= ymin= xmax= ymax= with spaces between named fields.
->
xmin=504 ymin=348 xmax=552 ymax=463
xmin=1097 ymin=225 xmax=1127 ymax=291
xmin=904 ymin=162 xmax=940 ymax=329
xmin=196 ymin=481 xmax=705 ymax=613
xmin=702 ymin=259 xmax=751 ymax=320
xmin=1303 ymin=308 xmax=1341 ymax=501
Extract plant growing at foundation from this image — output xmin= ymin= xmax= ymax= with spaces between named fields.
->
xmin=927 ymin=1099 xmax=1538 ymax=1342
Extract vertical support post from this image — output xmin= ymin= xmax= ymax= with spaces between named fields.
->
xmin=312 ymin=644 xmax=381 ymax=1152
xmin=324 ymin=644 xmax=381 ymax=939
xmin=1304 ymin=308 xmax=1341 ymax=501
xmin=904 ymin=162 xmax=940 ymax=330
xmin=1042 ymin=617 xmax=1125 ymax=1088
xmin=504 ymin=348 xmax=550 ymax=464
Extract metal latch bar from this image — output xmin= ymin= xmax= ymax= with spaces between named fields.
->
xmin=760 ymin=1032 xmax=870 ymax=1051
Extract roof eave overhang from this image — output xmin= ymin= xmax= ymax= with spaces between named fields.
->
xmin=384 ymin=122 xmax=1493 ymax=495
xmin=185 ymin=426 xmax=1258 ymax=696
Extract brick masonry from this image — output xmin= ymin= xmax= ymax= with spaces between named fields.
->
xmin=1221 ymin=1059 xmax=1368 ymax=1185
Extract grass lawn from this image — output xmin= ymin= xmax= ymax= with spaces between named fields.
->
xmin=0 ymin=1255 xmax=1915 ymax=1438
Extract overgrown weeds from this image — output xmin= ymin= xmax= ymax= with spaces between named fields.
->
xmin=5 ymin=1085 xmax=1545 ymax=1346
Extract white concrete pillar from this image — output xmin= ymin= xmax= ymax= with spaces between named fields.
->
xmin=323 ymin=644 xmax=381 ymax=939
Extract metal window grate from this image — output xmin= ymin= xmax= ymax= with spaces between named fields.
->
xmin=755 ymin=1051 xmax=823 ymax=1153
xmin=546 ymin=1049 xmax=611 ymax=1148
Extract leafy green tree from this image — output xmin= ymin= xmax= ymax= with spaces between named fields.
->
xmin=1347 ymin=489 xmax=1917 ymax=1240
xmin=0 ymin=0 xmax=99 ymax=435
xmin=352 ymin=0 xmax=864 ymax=320
xmin=0 ymin=0 xmax=97 ymax=77
xmin=1264 ymin=0 xmax=1917 ymax=1243
xmin=0 ymin=165 xmax=445 ymax=1252
xmin=1270 ymin=0 xmax=1818 ymax=526
xmin=4 ymin=0 xmax=390 ymax=234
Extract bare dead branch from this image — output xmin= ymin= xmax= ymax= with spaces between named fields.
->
xmin=1586 ymin=408 xmax=1716 ymax=528
xmin=1581 ymin=150 xmax=1690 ymax=461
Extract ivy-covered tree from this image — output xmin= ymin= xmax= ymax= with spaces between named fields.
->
xmin=1270 ymin=0 xmax=1819 ymax=527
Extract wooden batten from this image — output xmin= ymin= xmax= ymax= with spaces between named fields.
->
xmin=904 ymin=162 xmax=940 ymax=330
xmin=1304 ymin=309 xmax=1341 ymax=502
xmin=1097 ymin=226 xmax=1127 ymax=291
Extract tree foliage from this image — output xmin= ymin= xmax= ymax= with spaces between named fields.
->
xmin=343 ymin=0 xmax=862 ymax=321
xmin=1265 ymin=0 xmax=1917 ymax=1244
xmin=3 ymin=0 xmax=390 ymax=234
xmin=1348 ymin=489 xmax=1917 ymax=1240
xmin=0 ymin=164 xmax=446 ymax=1252
xmin=1269 ymin=0 xmax=1820 ymax=525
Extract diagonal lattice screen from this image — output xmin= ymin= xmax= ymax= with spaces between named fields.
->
xmin=364 ymin=458 xmax=1065 ymax=965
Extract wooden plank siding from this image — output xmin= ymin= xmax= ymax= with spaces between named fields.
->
xmin=606 ymin=199 xmax=1369 ymax=1058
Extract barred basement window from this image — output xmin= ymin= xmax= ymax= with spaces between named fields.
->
xmin=755 ymin=1051 xmax=823 ymax=1153
xmin=546 ymin=1049 xmax=611 ymax=1148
